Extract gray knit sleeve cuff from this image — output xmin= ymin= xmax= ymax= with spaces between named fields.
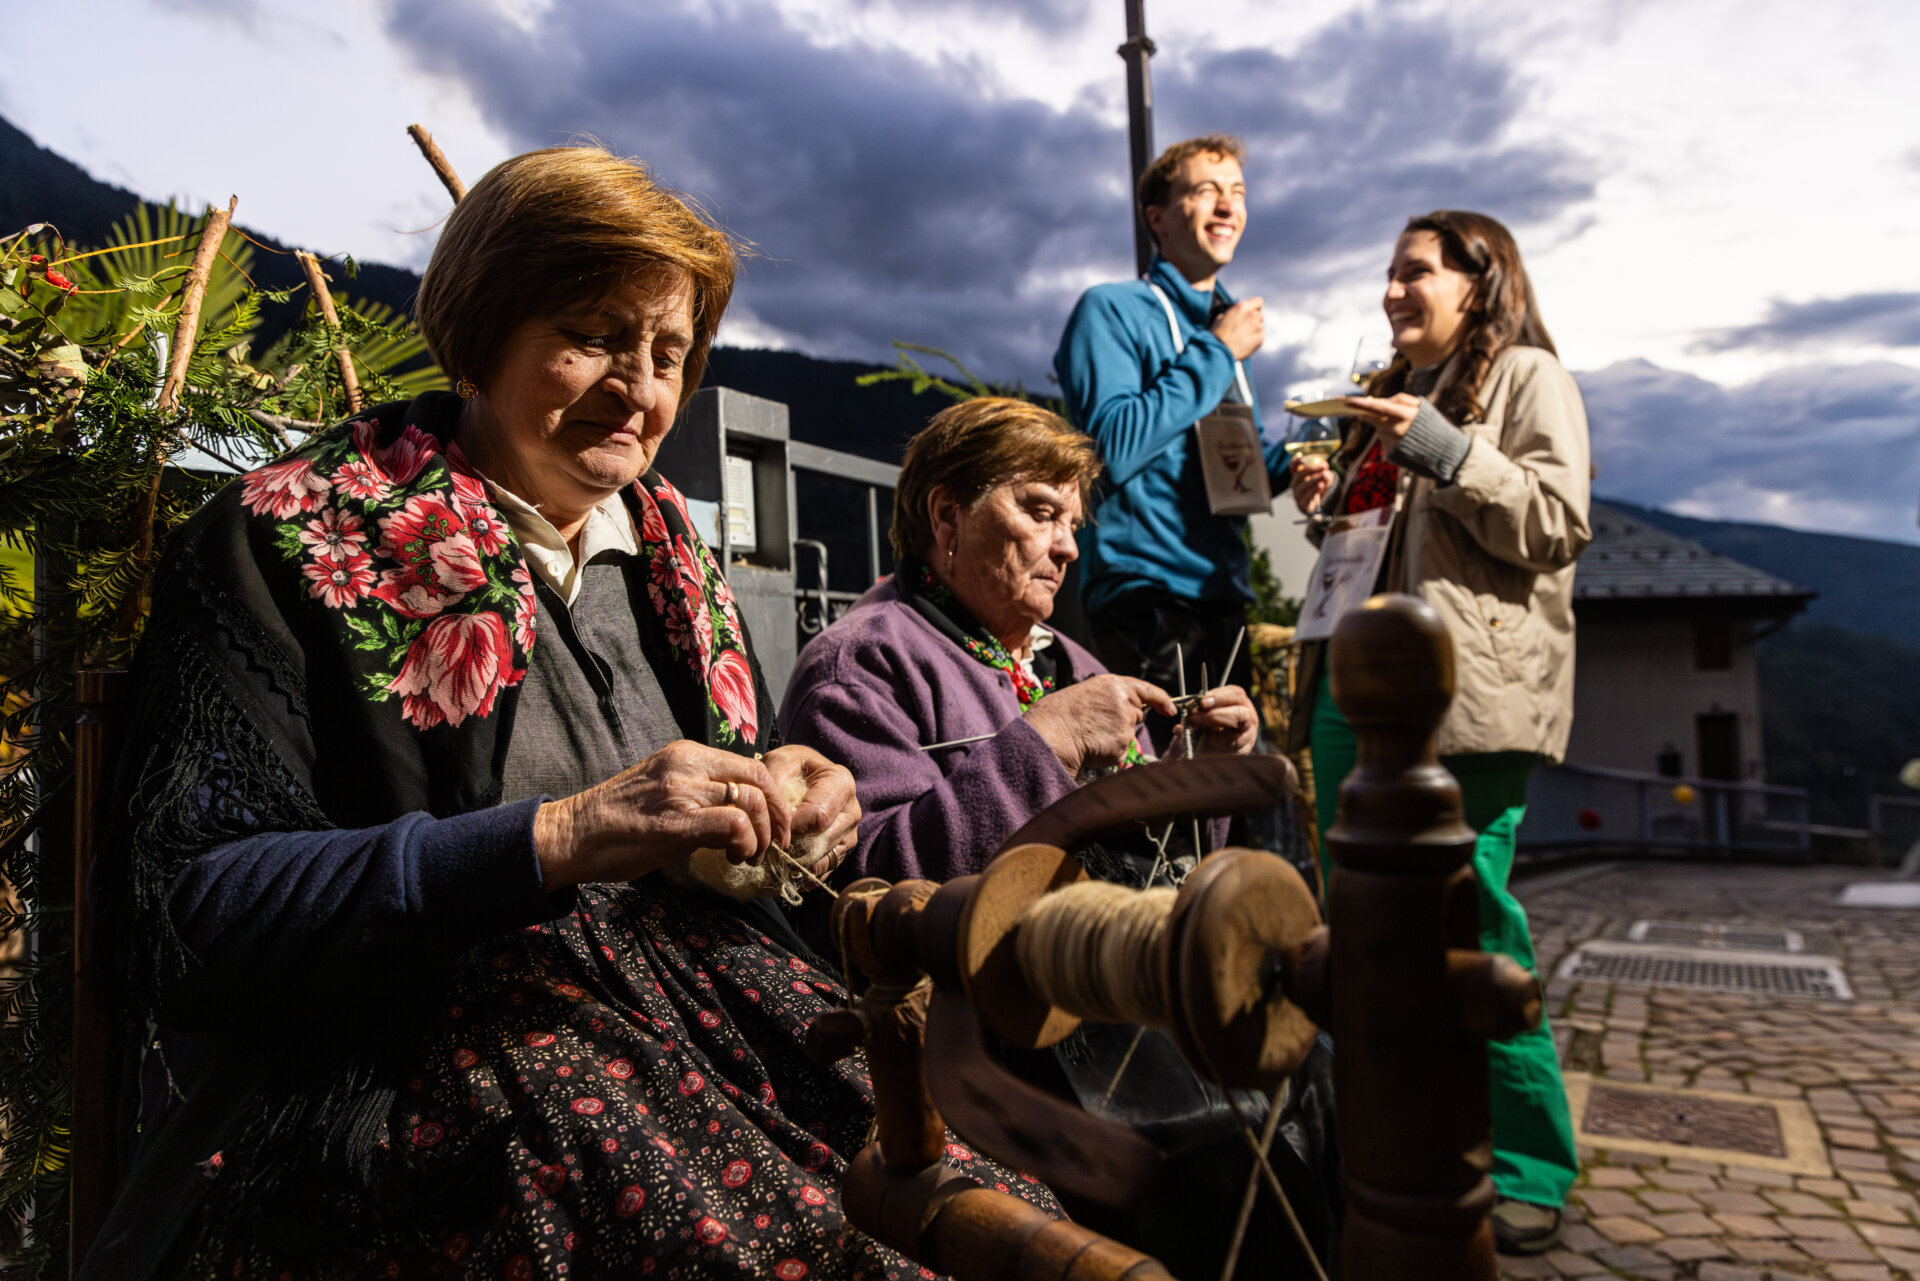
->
xmin=1387 ymin=399 xmax=1472 ymax=484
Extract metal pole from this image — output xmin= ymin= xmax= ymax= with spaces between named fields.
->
xmin=1119 ymin=0 xmax=1157 ymax=277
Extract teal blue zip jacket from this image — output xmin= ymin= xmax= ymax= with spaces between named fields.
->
xmin=1053 ymin=255 xmax=1286 ymax=616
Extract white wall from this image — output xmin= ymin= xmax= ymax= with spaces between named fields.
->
xmin=1566 ymin=619 xmax=1767 ymax=781
xmin=1247 ymin=507 xmax=1320 ymax=606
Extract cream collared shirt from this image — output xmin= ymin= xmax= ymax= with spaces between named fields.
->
xmin=1016 ymin=625 xmax=1055 ymax=686
xmin=483 ymin=480 xmax=639 ymax=606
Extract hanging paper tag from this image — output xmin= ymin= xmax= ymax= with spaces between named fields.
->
xmin=1195 ymin=403 xmax=1272 ymax=516
xmin=1293 ymin=504 xmax=1395 ymax=642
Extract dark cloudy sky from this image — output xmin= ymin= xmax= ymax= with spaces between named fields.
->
xmin=7 ymin=0 xmax=1918 ymax=542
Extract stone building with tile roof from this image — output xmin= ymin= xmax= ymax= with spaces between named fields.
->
xmin=1567 ymin=501 xmax=1814 ymax=782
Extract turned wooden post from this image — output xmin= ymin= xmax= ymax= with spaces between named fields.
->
xmin=1325 ymin=595 xmax=1536 ymax=1280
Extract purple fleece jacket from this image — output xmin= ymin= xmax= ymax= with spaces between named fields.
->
xmin=778 ymin=577 xmax=1153 ymax=884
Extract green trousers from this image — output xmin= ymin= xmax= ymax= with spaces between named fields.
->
xmin=1309 ymin=681 xmax=1579 ymax=1208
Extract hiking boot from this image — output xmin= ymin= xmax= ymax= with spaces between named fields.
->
xmin=1490 ymin=1198 xmax=1563 ymax=1255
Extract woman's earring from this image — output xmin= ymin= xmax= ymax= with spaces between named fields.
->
xmin=456 ymin=378 xmax=478 ymax=400
xmin=946 ymin=544 xmax=955 ymax=572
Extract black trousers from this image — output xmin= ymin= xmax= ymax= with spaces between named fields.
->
xmin=1088 ymin=589 xmax=1253 ymax=757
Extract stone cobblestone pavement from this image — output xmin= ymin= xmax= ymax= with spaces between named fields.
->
xmin=1497 ymin=862 xmax=1920 ymax=1281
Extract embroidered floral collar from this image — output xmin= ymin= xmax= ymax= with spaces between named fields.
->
xmin=237 ymin=397 xmax=759 ymax=745
xmin=897 ymin=556 xmax=1056 ymax=709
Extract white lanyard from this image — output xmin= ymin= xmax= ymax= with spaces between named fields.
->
xmin=1146 ymin=281 xmax=1254 ymax=405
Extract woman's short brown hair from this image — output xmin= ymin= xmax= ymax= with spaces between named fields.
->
xmin=890 ymin=397 xmax=1102 ymax=560
xmin=415 ymin=145 xmax=738 ymax=405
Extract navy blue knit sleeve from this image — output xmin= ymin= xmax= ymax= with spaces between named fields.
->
xmin=168 ymin=797 xmax=574 ymax=1013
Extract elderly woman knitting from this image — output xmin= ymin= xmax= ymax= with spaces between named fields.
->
xmin=779 ymin=397 xmax=1259 ymax=888
xmin=779 ymin=398 xmax=1338 ymax=1278
xmin=85 ymin=147 xmax=1055 ymax=1281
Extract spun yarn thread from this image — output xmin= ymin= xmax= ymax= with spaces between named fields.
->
xmin=1016 ymin=882 xmax=1177 ymax=1026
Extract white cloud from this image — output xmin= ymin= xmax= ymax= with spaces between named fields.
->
xmin=9 ymin=0 xmax=1918 ymax=542
xmin=3 ymin=0 xmax=509 ymax=270
xmin=1578 ymin=358 xmax=1920 ymax=543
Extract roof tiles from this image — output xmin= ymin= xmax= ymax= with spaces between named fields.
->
xmin=1575 ymin=502 xmax=1812 ymax=602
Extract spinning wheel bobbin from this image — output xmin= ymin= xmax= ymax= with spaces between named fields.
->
xmin=940 ymin=842 xmax=1323 ymax=1089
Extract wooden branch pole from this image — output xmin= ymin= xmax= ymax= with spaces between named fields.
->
xmin=407 ymin=124 xmax=467 ymax=203
xmin=295 ymin=250 xmax=364 ymax=413
xmin=156 ymin=197 xmax=234 ymax=416
xmin=1324 ymin=595 xmax=1542 ymax=1280
xmin=125 ymin=198 xmax=233 ymax=629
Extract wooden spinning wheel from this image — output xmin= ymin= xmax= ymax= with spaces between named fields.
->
xmin=812 ymin=596 xmax=1543 ymax=1280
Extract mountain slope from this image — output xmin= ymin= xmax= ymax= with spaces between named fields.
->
xmin=1 ymin=113 xmax=423 ymax=349
xmin=1757 ymin=624 xmax=1920 ymax=826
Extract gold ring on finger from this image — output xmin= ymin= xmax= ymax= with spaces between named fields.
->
xmin=725 ymin=781 xmax=740 ymax=807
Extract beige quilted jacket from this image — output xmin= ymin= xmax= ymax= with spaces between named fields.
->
xmin=1305 ymin=345 xmax=1592 ymax=761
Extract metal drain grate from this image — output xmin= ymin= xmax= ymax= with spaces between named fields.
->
xmin=1557 ymin=942 xmax=1851 ymax=1000
xmin=1583 ymin=1083 xmax=1787 ymax=1157
xmin=1628 ymin=920 xmax=1804 ymax=953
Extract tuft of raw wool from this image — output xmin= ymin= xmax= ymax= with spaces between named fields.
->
xmin=668 ymin=774 xmax=833 ymax=903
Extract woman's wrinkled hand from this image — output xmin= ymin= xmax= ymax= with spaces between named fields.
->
xmin=1188 ymin=684 xmax=1260 ymax=757
xmin=1343 ymin=392 xmax=1422 ymax=443
xmin=1024 ymin=674 xmax=1176 ymax=776
xmin=534 ymin=740 xmax=793 ymax=890
xmin=761 ymin=744 xmax=861 ymax=878
xmin=1290 ymin=455 xmax=1334 ymax=515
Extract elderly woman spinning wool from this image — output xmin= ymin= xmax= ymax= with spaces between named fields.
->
xmin=778 ymin=397 xmax=1260 ymax=889
xmin=780 ymin=400 xmax=1341 ymax=1279
xmin=83 ymin=146 xmax=1058 ymax=1281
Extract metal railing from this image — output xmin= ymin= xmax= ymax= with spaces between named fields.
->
xmin=1516 ymin=761 xmax=1813 ymax=855
xmin=789 ymin=442 xmax=899 ymax=640
xmin=1870 ymin=794 xmax=1920 ymax=871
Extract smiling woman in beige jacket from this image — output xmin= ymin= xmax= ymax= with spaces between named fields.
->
xmin=1289 ymin=209 xmax=1589 ymax=1256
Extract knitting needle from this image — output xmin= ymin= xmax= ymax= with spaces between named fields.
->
xmin=919 ymin=730 xmax=999 ymax=751
xmin=920 ymin=634 xmax=1242 ymax=754
xmin=1175 ymin=643 xmax=1192 ymax=758
xmin=1220 ymin=626 xmax=1246 ymax=690
xmin=1189 ymin=661 xmax=1207 ymax=860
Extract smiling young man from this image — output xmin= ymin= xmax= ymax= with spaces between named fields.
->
xmin=1052 ymin=135 xmax=1282 ymax=735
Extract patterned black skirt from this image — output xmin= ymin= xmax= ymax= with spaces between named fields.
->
xmin=201 ymin=881 xmax=1058 ymax=1279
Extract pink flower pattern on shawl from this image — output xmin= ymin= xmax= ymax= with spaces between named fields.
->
xmin=388 ymin=612 xmax=518 ymax=729
xmin=241 ymin=458 xmax=331 ymax=520
xmin=372 ymin=493 xmax=489 ymax=619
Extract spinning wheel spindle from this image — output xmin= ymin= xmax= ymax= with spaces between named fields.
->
xmin=1016 ymin=883 xmax=1176 ymax=1027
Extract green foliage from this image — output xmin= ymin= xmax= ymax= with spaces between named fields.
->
xmin=26 ymin=203 xmax=256 ymax=348
xmin=1243 ymin=524 xmax=1300 ymax=628
xmin=258 ymin=295 xmax=448 ymax=425
xmin=855 ymin=341 xmax=1064 ymax=415
xmin=0 ymin=201 xmax=443 ymax=1276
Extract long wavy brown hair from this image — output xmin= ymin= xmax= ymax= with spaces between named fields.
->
xmin=1366 ymin=210 xmax=1554 ymax=426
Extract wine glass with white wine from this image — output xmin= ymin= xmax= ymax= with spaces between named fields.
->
xmin=1281 ymin=385 xmax=1345 ymax=529
xmin=1350 ymin=333 xmax=1396 ymax=393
